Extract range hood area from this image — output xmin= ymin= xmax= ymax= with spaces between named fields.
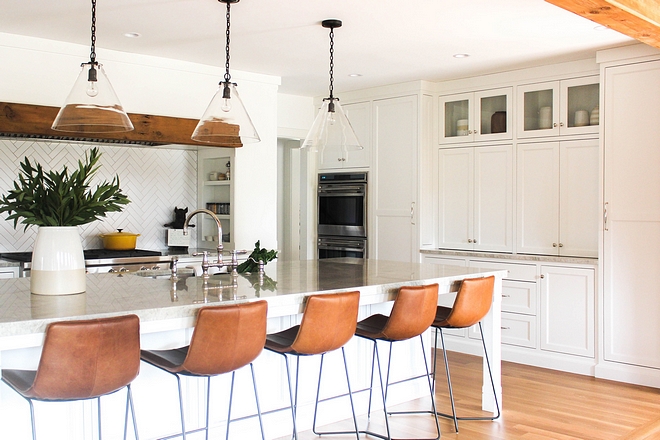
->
xmin=0 ymin=101 xmax=241 ymax=148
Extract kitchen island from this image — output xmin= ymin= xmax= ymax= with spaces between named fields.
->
xmin=0 ymin=258 xmax=505 ymax=439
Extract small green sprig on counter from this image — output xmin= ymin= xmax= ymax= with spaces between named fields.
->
xmin=0 ymin=147 xmax=130 ymax=230
xmin=237 ymin=240 xmax=278 ymax=274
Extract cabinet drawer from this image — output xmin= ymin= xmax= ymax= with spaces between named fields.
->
xmin=501 ymin=313 xmax=537 ymax=348
xmin=470 ymin=260 xmax=536 ymax=282
xmin=502 ymin=280 xmax=537 ymax=315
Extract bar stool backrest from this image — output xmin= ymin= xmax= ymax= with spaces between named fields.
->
xmin=444 ymin=276 xmax=495 ymax=328
xmin=30 ymin=314 xmax=140 ymax=400
xmin=183 ymin=301 xmax=268 ymax=375
xmin=290 ymin=291 xmax=360 ymax=355
xmin=382 ymin=284 xmax=439 ymax=341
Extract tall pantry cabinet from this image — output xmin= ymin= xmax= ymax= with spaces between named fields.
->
xmin=601 ymin=54 xmax=660 ymax=384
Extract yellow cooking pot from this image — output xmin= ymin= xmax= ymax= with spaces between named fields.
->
xmin=100 ymin=229 xmax=141 ymax=250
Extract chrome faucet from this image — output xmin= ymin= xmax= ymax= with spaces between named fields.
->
xmin=183 ymin=208 xmax=224 ymax=273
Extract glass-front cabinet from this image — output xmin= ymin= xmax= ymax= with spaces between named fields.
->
xmin=439 ymin=87 xmax=512 ymax=145
xmin=197 ymin=148 xmax=234 ymax=251
xmin=517 ymin=76 xmax=599 ymax=139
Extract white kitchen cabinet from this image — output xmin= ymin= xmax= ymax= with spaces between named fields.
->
xmin=0 ymin=268 xmax=18 ymax=278
xmin=517 ymin=76 xmax=599 ymax=139
xmin=197 ymin=148 xmax=234 ymax=250
xmin=516 ymin=139 xmax=598 ymax=257
xmin=437 ymin=145 xmax=513 ymax=252
xmin=318 ymin=101 xmax=371 ymax=170
xmin=438 ymin=87 xmax=512 ymax=144
xmin=540 ymin=265 xmax=595 ymax=358
xmin=372 ymin=95 xmax=418 ymax=262
xmin=603 ymin=59 xmax=660 ymax=371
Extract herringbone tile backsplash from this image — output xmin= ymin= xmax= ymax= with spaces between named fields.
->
xmin=0 ymin=139 xmax=198 ymax=252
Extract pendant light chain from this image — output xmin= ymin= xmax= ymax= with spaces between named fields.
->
xmin=89 ymin=0 xmax=97 ymax=64
xmin=328 ymin=26 xmax=335 ymax=100
xmin=224 ymin=0 xmax=232 ymax=84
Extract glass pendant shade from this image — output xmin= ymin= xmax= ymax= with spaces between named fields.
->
xmin=191 ymin=82 xmax=260 ymax=146
xmin=302 ymin=98 xmax=362 ymax=152
xmin=51 ymin=63 xmax=134 ymax=133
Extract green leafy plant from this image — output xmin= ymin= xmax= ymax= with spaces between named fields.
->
xmin=0 ymin=147 xmax=130 ymax=229
xmin=237 ymin=240 xmax=278 ymax=274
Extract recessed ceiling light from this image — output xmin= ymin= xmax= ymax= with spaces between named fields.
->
xmin=123 ymin=32 xmax=141 ymax=38
xmin=348 ymin=73 xmax=362 ymax=77
xmin=453 ymin=53 xmax=470 ymax=59
xmin=593 ymin=25 xmax=608 ymax=31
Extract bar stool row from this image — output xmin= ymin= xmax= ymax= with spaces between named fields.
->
xmin=0 ymin=276 xmax=498 ymax=440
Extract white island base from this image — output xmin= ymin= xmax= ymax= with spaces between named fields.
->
xmin=0 ymin=259 xmax=504 ymax=439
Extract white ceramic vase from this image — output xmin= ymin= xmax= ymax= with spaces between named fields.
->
xmin=30 ymin=226 xmax=86 ymax=295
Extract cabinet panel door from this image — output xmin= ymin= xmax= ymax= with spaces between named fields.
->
xmin=474 ymin=145 xmax=513 ymax=252
xmin=516 ymin=142 xmax=560 ymax=254
xmin=559 ymin=76 xmax=599 ymax=136
xmin=318 ymin=101 xmax=371 ymax=169
xmin=437 ymin=148 xmax=473 ymax=250
xmin=474 ymin=87 xmax=513 ymax=142
xmin=372 ymin=95 xmax=418 ymax=262
xmin=604 ymin=60 xmax=660 ymax=368
xmin=559 ymin=139 xmax=599 ymax=257
xmin=540 ymin=266 xmax=594 ymax=357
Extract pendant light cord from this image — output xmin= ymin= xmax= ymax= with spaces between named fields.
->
xmin=328 ymin=26 xmax=335 ymax=100
xmin=224 ymin=0 xmax=231 ymax=84
xmin=89 ymin=0 xmax=97 ymax=65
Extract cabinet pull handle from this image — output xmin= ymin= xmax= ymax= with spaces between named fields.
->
xmin=604 ymin=202 xmax=609 ymax=231
xmin=501 ymin=326 xmax=510 ymax=330
xmin=410 ymin=202 xmax=415 ymax=225
xmin=502 ymin=294 xmax=511 ymax=298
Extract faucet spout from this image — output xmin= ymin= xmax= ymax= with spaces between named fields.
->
xmin=183 ymin=208 xmax=224 ymax=261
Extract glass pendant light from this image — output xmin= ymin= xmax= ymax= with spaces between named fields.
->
xmin=51 ymin=0 xmax=133 ymax=133
xmin=192 ymin=0 xmax=260 ymax=146
xmin=301 ymin=19 xmax=362 ymax=153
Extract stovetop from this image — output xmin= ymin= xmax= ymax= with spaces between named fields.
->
xmin=0 ymin=249 xmax=162 ymax=263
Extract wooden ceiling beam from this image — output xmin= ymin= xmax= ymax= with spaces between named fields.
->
xmin=0 ymin=102 xmax=242 ymax=148
xmin=546 ymin=0 xmax=660 ymax=49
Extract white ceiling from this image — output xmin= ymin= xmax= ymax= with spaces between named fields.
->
xmin=0 ymin=0 xmax=633 ymax=97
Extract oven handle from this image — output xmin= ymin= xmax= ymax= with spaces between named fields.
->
xmin=318 ymin=245 xmax=365 ymax=252
xmin=318 ymin=186 xmax=365 ymax=194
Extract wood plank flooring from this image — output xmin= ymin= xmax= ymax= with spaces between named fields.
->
xmin=281 ymin=351 xmax=660 ymax=440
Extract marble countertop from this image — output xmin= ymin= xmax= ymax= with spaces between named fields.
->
xmin=420 ymin=248 xmax=598 ymax=265
xmin=0 ymin=258 xmax=506 ymax=339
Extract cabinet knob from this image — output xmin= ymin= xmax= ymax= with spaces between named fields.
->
xmin=468 ymin=238 xmax=473 ymax=243
xmin=553 ymin=122 xmax=558 ymax=128
xmin=540 ymin=274 xmax=545 ymax=279
xmin=560 ymin=122 xmax=565 ymax=127
xmin=553 ymin=243 xmax=558 ymax=247
xmin=474 ymin=130 xmax=478 ymax=134
xmin=558 ymin=243 xmax=563 ymax=247
xmin=338 ymin=158 xmax=342 ymax=162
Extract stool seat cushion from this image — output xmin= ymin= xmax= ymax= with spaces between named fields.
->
xmin=264 ymin=326 xmax=302 ymax=354
xmin=355 ymin=314 xmax=389 ymax=339
xmin=140 ymin=347 xmax=190 ymax=374
xmin=432 ymin=306 xmax=453 ymax=328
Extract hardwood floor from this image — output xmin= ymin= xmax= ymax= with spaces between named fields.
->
xmin=282 ymin=351 xmax=660 ymax=440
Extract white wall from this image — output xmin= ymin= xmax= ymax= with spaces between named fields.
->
xmin=0 ymin=32 xmax=282 ymax=251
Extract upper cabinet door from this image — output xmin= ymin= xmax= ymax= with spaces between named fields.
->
xmin=439 ymin=88 xmax=512 ymax=145
xmin=517 ymin=81 xmax=561 ymax=139
xmin=437 ymin=147 xmax=474 ymax=250
xmin=517 ymin=76 xmax=599 ymax=139
xmin=560 ymin=76 xmax=600 ymax=137
xmin=474 ymin=88 xmax=513 ymax=142
xmin=439 ymin=92 xmax=473 ymax=144
xmin=318 ymin=101 xmax=371 ymax=170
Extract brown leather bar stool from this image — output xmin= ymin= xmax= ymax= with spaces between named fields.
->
xmin=432 ymin=275 xmax=500 ymax=432
xmin=140 ymin=300 xmax=267 ymax=440
xmin=352 ymin=284 xmax=441 ymax=440
xmin=264 ymin=290 xmax=360 ymax=440
xmin=1 ymin=314 xmax=141 ymax=440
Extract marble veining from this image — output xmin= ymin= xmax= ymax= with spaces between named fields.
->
xmin=0 ymin=258 xmax=505 ymax=338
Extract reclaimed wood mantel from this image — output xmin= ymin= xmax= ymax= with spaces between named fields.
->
xmin=547 ymin=0 xmax=660 ymax=49
xmin=0 ymin=101 xmax=242 ymax=148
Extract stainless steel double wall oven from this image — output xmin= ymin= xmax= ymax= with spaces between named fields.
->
xmin=317 ymin=172 xmax=367 ymax=259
